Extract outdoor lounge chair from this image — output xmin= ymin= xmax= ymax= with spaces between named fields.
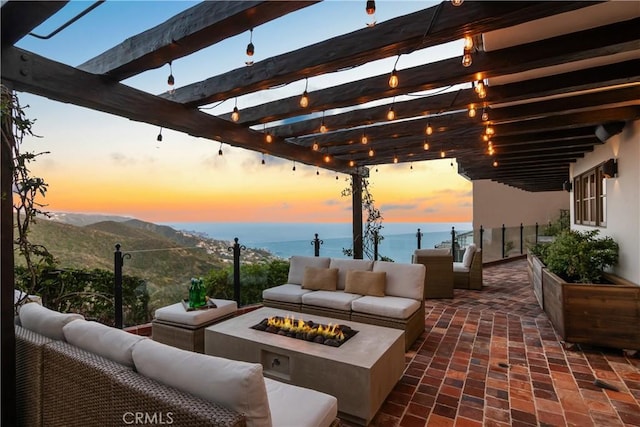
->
xmin=453 ymin=243 xmax=483 ymax=290
xmin=412 ymin=249 xmax=454 ymax=298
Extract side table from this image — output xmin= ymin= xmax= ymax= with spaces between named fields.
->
xmin=152 ymin=299 xmax=237 ymax=353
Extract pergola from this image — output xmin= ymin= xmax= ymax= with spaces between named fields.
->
xmin=1 ymin=1 xmax=639 ymax=422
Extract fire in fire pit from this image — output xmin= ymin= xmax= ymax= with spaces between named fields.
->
xmin=251 ymin=315 xmax=358 ymax=347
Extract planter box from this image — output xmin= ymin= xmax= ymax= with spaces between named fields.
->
xmin=528 ymin=254 xmax=640 ymax=351
xmin=527 ymin=252 xmax=545 ymax=309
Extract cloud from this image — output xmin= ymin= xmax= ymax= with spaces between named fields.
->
xmin=110 ymin=153 xmax=137 ymax=166
xmin=381 ymin=203 xmax=418 ymax=211
xmin=423 ymin=206 xmax=440 ymax=213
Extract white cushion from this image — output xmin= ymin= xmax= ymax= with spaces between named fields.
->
xmin=264 ymin=377 xmax=337 ymax=427
xmin=413 ymin=248 xmax=451 ymax=257
xmin=262 ymin=284 xmax=313 ymax=304
xmin=453 ymin=262 xmax=469 ymax=273
xmin=462 ymin=243 xmax=477 ymax=268
xmin=329 ymin=258 xmax=374 ymax=290
xmin=301 ymin=290 xmax=362 ymax=311
xmin=287 ymin=256 xmax=331 ymax=285
xmin=63 ymin=319 xmax=146 ymax=368
xmin=154 ymin=300 xmax=237 ymax=326
xmin=351 ymin=295 xmax=421 ymax=319
xmin=133 ymin=339 xmax=272 ymax=427
xmin=19 ymin=302 xmax=84 ymax=341
xmin=372 ymin=261 xmax=425 ymax=300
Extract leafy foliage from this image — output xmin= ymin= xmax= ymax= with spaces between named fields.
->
xmin=14 ymin=266 xmax=150 ymax=327
xmin=543 ymin=209 xmax=570 ymax=236
xmin=202 ymin=259 xmax=290 ymax=306
xmin=544 ymin=229 xmax=618 ymax=283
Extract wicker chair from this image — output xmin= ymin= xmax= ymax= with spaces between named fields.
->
xmin=453 ymin=245 xmax=483 ymax=290
xmin=412 ymin=249 xmax=454 ymax=299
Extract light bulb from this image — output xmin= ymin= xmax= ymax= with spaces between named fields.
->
xmin=324 ymin=154 xmax=331 ymax=163
xmin=246 ymin=42 xmax=254 ymax=57
xmin=423 ymin=142 xmax=429 ymax=150
xmin=387 ymin=107 xmax=395 ymax=120
xmin=493 ymin=160 xmax=499 ymax=167
xmin=167 ymin=74 xmax=174 ymax=87
xmin=464 ymin=35 xmax=474 ymax=51
xmin=320 ymin=122 xmax=327 ymax=133
xmin=261 ymin=158 xmax=265 ymax=165
xmin=231 ymin=106 xmax=239 ymax=122
xmin=368 ymin=148 xmax=374 ymax=157
xmin=218 ymin=148 xmax=223 ymax=156
xmin=366 ymin=0 xmax=376 ymax=14
xmin=440 ymin=150 xmax=445 ymax=158
xmin=299 ymin=91 xmax=309 ymax=108
xmin=478 ymin=88 xmax=487 ymax=99
xmin=265 ymin=132 xmax=273 ymax=143
xmin=349 ymin=160 xmax=355 ymax=167
xmin=462 ymin=52 xmax=472 ymax=67
xmin=361 ymin=134 xmax=368 ymax=144
xmin=474 ymin=80 xmax=485 ymax=94
xmin=468 ymin=105 xmax=476 ymax=118
xmin=451 ymin=0 xmax=463 ymax=6
xmin=393 ymin=155 xmax=398 ymax=164
xmin=483 ymin=134 xmax=489 ymax=142
xmin=486 ymin=125 xmax=494 ymax=135
xmin=157 ymin=132 xmax=163 ymax=142
xmin=425 ymin=123 xmax=433 ymax=135
xmin=482 ymin=109 xmax=489 ymax=121
xmin=389 ymin=69 xmax=398 ymax=88
xmin=312 ymin=141 xmax=319 ymax=151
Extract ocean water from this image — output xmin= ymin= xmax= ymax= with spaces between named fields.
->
xmin=164 ymin=222 xmax=472 ymax=263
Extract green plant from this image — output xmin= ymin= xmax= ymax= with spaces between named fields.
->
xmin=544 ymin=229 xmax=618 ymax=283
xmin=543 ymin=209 xmax=570 ymax=236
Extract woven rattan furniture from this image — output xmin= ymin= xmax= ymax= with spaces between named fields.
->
xmin=15 ymin=324 xmax=246 ymax=427
xmin=412 ymin=248 xmax=454 ymax=299
xmin=152 ymin=299 xmax=237 ymax=353
xmin=454 ymin=246 xmax=483 ymax=290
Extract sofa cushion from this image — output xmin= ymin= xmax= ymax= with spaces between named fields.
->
xmin=329 ymin=258 xmax=374 ymax=290
xmin=154 ymin=299 xmax=237 ymax=326
xmin=262 ymin=284 xmax=312 ymax=304
xmin=288 ymin=256 xmax=331 ymax=285
xmin=462 ymin=243 xmax=477 ymax=268
xmin=414 ymin=248 xmax=451 ymax=257
xmin=264 ymin=377 xmax=337 ymax=427
xmin=344 ymin=270 xmax=386 ymax=297
xmin=372 ymin=261 xmax=425 ymax=300
xmin=351 ymin=295 xmax=421 ymax=319
xmin=301 ymin=290 xmax=362 ymax=311
xmin=63 ymin=319 xmax=146 ymax=368
xmin=133 ymin=339 xmax=272 ymax=427
xmin=301 ymin=266 xmax=339 ymax=291
xmin=453 ymin=262 xmax=469 ymax=273
xmin=19 ymin=302 xmax=85 ymax=341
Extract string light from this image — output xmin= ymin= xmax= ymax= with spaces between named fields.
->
xmin=485 ymin=125 xmax=495 ymax=136
xmin=166 ymin=62 xmax=175 ymax=94
xmin=462 ymin=35 xmax=473 ymax=67
xmin=218 ymin=143 xmax=223 ymax=156
xmin=474 ymin=80 xmax=487 ymax=99
xmin=425 ymin=122 xmax=433 ymax=135
xmin=324 ymin=154 xmax=331 ymax=163
xmin=292 ymin=161 xmax=296 ymax=172
xmin=316 ymin=169 xmax=320 ymax=176
xmin=423 ymin=140 xmax=430 ymax=150
xmin=320 ymin=111 xmax=327 ymax=133
xmin=481 ymin=108 xmax=489 ymax=121
xmin=312 ymin=140 xmax=319 ymax=151
xmin=263 ymin=124 xmax=273 ymax=143
xmin=261 ymin=153 xmax=266 ymax=165
xmin=389 ymin=55 xmax=400 ymax=88
xmin=493 ymin=160 xmax=499 ymax=167
xmin=299 ymin=78 xmax=309 ymax=108
xmin=387 ymin=105 xmax=396 ymax=120
xmin=365 ymin=0 xmax=376 ymax=27
xmin=156 ymin=128 xmax=163 ymax=142
xmin=440 ymin=147 xmax=446 ymax=158
xmin=231 ymin=98 xmax=240 ymax=122
xmin=245 ymin=28 xmax=254 ymax=66
xmin=410 ymin=163 xmax=413 ymax=170
xmin=368 ymin=147 xmax=375 ymax=157
xmin=468 ymin=104 xmax=476 ymax=118
xmin=349 ymin=159 xmax=355 ymax=167
xmin=393 ymin=152 xmax=399 ymax=164
xmin=451 ymin=0 xmax=464 ymax=6
xmin=361 ymin=132 xmax=368 ymax=144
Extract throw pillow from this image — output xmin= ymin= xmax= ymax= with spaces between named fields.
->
xmin=301 ymin=266 xmax=339 ymax=291
xmin=19 ymin=302 xmax=85 ymax=341
xmin=462 ymin=243 xmax=477 ymax=268
xmin=344 ymin=270 xmax=386 ymax=297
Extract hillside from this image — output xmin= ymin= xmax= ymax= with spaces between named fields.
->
xmin=16 ymin=217 xmax=279 ymax=293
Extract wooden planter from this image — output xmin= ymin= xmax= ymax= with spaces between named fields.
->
xmin=528 ymin=254 xmax=640 ymax=351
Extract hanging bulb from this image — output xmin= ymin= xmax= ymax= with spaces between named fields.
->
xmin=451 ymin=0 xmax=463 ymax=6
xmin=481 ymin=108 xmax=489 ymax=121
xmin=261 ymin=157 xmax=265 ymax=165
xmin=368 ymin=147 xmax=375 ymax=157
xmin=312 ymin=141 xmax=319 ymax=151
xmin=316 ymin=169 xmax=320 ymax=176
xmin=425 ymin=123 xmax=433 ymax=135
xmin=324 ymin=154 xmax=331 ymax=163
xmin=482 ymin=134 xmax=490 ymax=142
xmin=319 ymin=111 xmax=327 ymax=133
xmin=375 ymin=167 xmax=379 ymax=173
xmin=336 ymin=175 xmax=339 ymax=180
xmin=493 ymin=160 xmax=499 ymax=167
xmin=468 ymin=105 xmax=476 ymax=118
xmin=292 ymin=162 xmax=296 ymax=172
xmin=485 ymin=125 xmax=494 ymax=135
xmin=361 ymin=133 xmax=368 ymax=144
xmin=462 ymin=52 xmax=472 ymax=67
xmin=349 ymin=159 xmax=355 ymax=167
xmin=451 ymin=160 xmax=454 ymax=168
xmin=464 ymin=35 xmax=474 ymax=51
xmin=299 ymin=91 xmax=309 ymax=108
xmin=440 ymin=149 xmax=446 ymax=158
xmin=265 ymin=132 xmax=273 ymax=143
xmin=166 ymin=62 xmax=175 ymax=94
xmin=231 ymin=106 xmax=240 ymax=122
xmin=156 ymin=128 xmax=163 ymax=142
xmin=245 ymin=29 xmax=254 ymax=66
xmin=387 ymin=106 xmax=395 ymax=120
xmin=366 ymin=0 xmax=375 ymax=14
xmin=388 ymin=69 xmax=398 ymax=88
xmin=423 ymin=141 xmax=430 ymax=150
xmin=393 ymin=154 xmax=398 ymax=164
xmin=410 ymin=164 xmax=413 ymax=170
xmin=218 ymin=144 xmax=223 ymax=156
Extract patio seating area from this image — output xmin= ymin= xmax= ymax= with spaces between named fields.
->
xmin=350 ymin=259 xmax=640 ymax=427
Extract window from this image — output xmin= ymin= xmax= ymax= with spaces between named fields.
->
xmin=574 ymin=164 xmax=607 ymax=227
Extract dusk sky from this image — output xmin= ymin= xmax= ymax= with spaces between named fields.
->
xmin=16 ymin=0 xmax=472 ymax=224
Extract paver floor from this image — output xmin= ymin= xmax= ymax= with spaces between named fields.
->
xmin=348 ymin=258 xmax=640 ymax=427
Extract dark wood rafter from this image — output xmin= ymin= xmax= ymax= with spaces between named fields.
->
xmin=79 ymin=1 xmax=320 ymax=80
xmin=165 ymin=1 xmax=598 ymax=107
xmin=0 ymin=1 xmax=68 ymax=47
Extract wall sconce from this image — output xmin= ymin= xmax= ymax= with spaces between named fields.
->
xmin=562 ymin=181 xmax=573 ymax=192
xmin=602 ymin=158 xmax=618 ymax=178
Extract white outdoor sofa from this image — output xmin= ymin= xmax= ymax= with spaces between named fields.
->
xmin=262 ymin=256 xmax=426 ymax=351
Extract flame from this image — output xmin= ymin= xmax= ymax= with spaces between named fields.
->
xmin=266 ymin=315 xmax=346 ymax=341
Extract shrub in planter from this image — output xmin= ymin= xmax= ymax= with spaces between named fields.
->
xmin=544 ymin=229 xmax=618 ymax=283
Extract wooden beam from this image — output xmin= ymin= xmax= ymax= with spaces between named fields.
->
xmin=1 ymin=46 xmax=351 ymax=171
xmin=167 ymin=1 xmax=596 ymax=106
xmin=79 ymin=1 xmax=320 ymax=80
xmin=1 ymin=1 xmax=68 ymax=47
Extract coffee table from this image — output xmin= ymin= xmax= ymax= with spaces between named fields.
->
xmin=204 ymin=307 xmax=404 ymax=426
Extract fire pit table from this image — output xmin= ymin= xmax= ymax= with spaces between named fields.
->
xmin=204 ymin=307 xmax=404 ymax=426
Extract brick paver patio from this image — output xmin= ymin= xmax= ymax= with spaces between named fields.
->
xmin=354 ymin=258 xmax=640 ymax=427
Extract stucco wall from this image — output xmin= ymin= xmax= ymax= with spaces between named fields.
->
xmin=571 ymin=119 xmax=640 ymax=285
xmin=472 ymin=180 xmax=569 ymax=230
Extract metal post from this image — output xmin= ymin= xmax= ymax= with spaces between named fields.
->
xmin=451 ymin=226 xmax=456 ymax=261
xmin=373 ymin=230 xmax=379 ymax=261
xmin=479 ymin=225 xmax=484 ymax=251
xmin=228 ymin=238 xmax=246 ymax=305
xmin=311 ymin=233 xmax=323 ymax=257
xmin=501 ymin=224 xmax=506 ymax=258
xmin=113 ymin=244 xmax=130 ymax=329
xmin=351 ymin=174 xmax=363 ymax=259
xmin=416 ymin=228 xmax=422 ymax=249
xmin=520 ymin=223 xmax=524 ymax=254
xmin=535 ymin=222 xmax=539 ymax=244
